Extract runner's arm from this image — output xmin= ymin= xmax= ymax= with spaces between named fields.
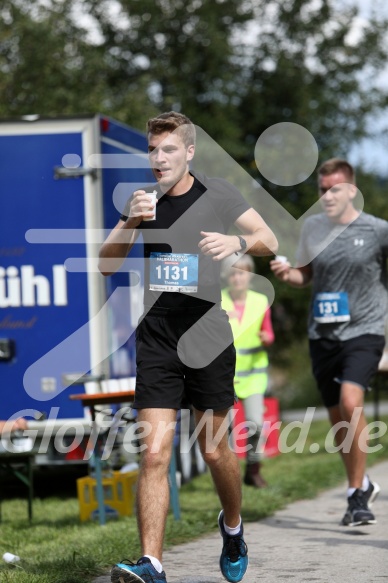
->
xmin=234 ymin=208 xmax=278 ymax=257
xmin=270 ymin=259 xmax=312 ymax=288
xmin=99 ymin=189 xmax=156 ymax=276
xmin=98 ymin=218 xmax=140 ymax=276
xmin=199 ymin=208 xmax=278 ymax=260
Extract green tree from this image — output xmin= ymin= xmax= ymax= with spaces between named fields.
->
xmin=2 ymin=0 xmax=388 ymax=167
xmin=0 ymin=0 xmax=255 ymax=150
xmin=82 ymin=0 xmax=255 ymax=153
xmin=0 ymin=0 xmax=158 ymax=119
xmin=238 ymin=0 xmax=388 ymax=204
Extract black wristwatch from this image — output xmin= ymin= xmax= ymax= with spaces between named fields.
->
xmin=235 ymin=235 xmax=247 ymax=255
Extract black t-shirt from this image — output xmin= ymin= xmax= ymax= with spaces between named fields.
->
xmin=121 ymin=172 xmax=250 ymax=308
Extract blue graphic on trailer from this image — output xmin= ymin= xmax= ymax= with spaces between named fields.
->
xmin=0 ymin=131 xmax=89 ymax=418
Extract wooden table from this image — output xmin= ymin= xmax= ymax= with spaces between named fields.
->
xmin=70 ymin=390 xmax=136 ymax=414
xmin=69 ymin=390 xmax=181 ymax=524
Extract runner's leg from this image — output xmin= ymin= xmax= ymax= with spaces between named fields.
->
xmin=136 ymin=408 xmax=177 ymax=561
xmin=327 ymin=382 xmax=366 ymax=489
xmin=194 ymin=407 xmax=241 ymax=527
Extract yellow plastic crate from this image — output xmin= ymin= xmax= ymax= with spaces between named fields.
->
xmin=77 ymin=470 xmax=138 ymax=522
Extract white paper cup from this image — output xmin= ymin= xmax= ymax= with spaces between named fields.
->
xmin=3 ymin=553 xmax=20 ymax=563
xmin=143 ymin=190 xmax=157 ymax=221
xmin=10 ymin=437 xmax=34 ymax=453
xmin=275 ymin=255 xmax=288 ymax=263
xmin=107 ymin=379 xmax=120 ymax=393
xmin=119 ymin=377 xmax=136 ymax=392
xmin=118 ymin=378 xmax=131 ymax=392
xmin=100 ymin=380 xmax=110 ymax=394
xmin=84 ymin=381 xmax=100 ymax=395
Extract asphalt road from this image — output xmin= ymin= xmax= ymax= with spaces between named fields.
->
xmin=94 ymin=458 xmax=388 ymax=583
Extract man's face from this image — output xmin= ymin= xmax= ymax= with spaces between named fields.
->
xmin=318 ymin=171 xmax=357 ymax=221
xmin=148 ymin=130 xmax=194 ymax=191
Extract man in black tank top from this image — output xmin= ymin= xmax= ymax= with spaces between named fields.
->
xmin=99 ymin=111 xmax=277 ymax=583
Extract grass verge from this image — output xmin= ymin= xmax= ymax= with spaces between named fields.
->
xmin=0 ymin=415 xmax=387 ymax=582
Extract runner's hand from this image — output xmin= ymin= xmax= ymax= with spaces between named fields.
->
xmin=129 ymin=190 xmax=157 ymax=223
xmin=199 ymin=232 xmax=240 ymax=260
xmin=269 ymin=258 xmax=291 ymax=281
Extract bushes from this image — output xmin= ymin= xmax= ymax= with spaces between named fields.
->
xmin=268 ymin=338 xmax=323 ymax=411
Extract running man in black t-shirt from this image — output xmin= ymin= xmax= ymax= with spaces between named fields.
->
xmin=99 ymin=111 xmax=278 ymax=583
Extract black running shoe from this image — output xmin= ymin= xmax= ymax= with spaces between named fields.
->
xmin=340 ymin=488 xmax=376 ymax=526
xmin=363 ymin=478 xmax=380 ymax=508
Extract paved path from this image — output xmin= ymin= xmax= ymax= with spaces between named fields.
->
xmin=94 ymin=459 xmax=388 ymax=583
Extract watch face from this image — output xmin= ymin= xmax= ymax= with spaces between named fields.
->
xmin=239 ymin=236 xmax=247 ymax=250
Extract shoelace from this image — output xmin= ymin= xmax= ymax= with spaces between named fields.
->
xmin=349 ymin=491 xmax=367 ymax=511
xmin=224 ymin=535 xmax=248 ymax=563
xmin=118 ymin=559 xmax=162 ymax=583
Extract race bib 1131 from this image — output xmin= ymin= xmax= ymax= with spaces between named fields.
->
xmin=149 ymin=252 xmax=199 ymax=293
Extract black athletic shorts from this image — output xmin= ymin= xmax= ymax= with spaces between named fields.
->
xmin=133 ymin=304 xmax=236 ymax=411
xmin=309 ymin=334 xmax=385 ymax=409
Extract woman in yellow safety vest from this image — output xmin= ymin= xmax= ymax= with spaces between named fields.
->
xmin=222 ymin=255 xmax=275 ymax=488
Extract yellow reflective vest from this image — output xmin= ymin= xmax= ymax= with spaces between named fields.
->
xmin=221 ymin=289 xmax=269 ymax=398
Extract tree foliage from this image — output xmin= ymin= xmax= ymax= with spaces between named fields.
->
xmin=2 ymin=1 xmax=388 ymax=157
xmin=80 ymin=0 xmax=255 ymax=153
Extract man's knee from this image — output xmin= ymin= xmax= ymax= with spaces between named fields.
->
xmin=200 ymin=447 xmax=223 ymax=466
xmin=340 ymin=385 xmax=365 ymax=420
xmin=200 ymin=440 xmax=237 ymax=468
xmin=140 ymin=447 xmax=171 ymax=474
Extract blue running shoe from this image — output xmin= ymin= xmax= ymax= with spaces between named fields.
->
xmin=218 ymin=510 xmax=248 ymax=582
xmin=111 ymin=557 xmax=167 ymax=583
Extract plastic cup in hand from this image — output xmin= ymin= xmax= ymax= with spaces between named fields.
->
xmin=3 ymin=553 xmax=20 ymax=563
xmin=143 ymin=190 xmax=157 ymax=221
